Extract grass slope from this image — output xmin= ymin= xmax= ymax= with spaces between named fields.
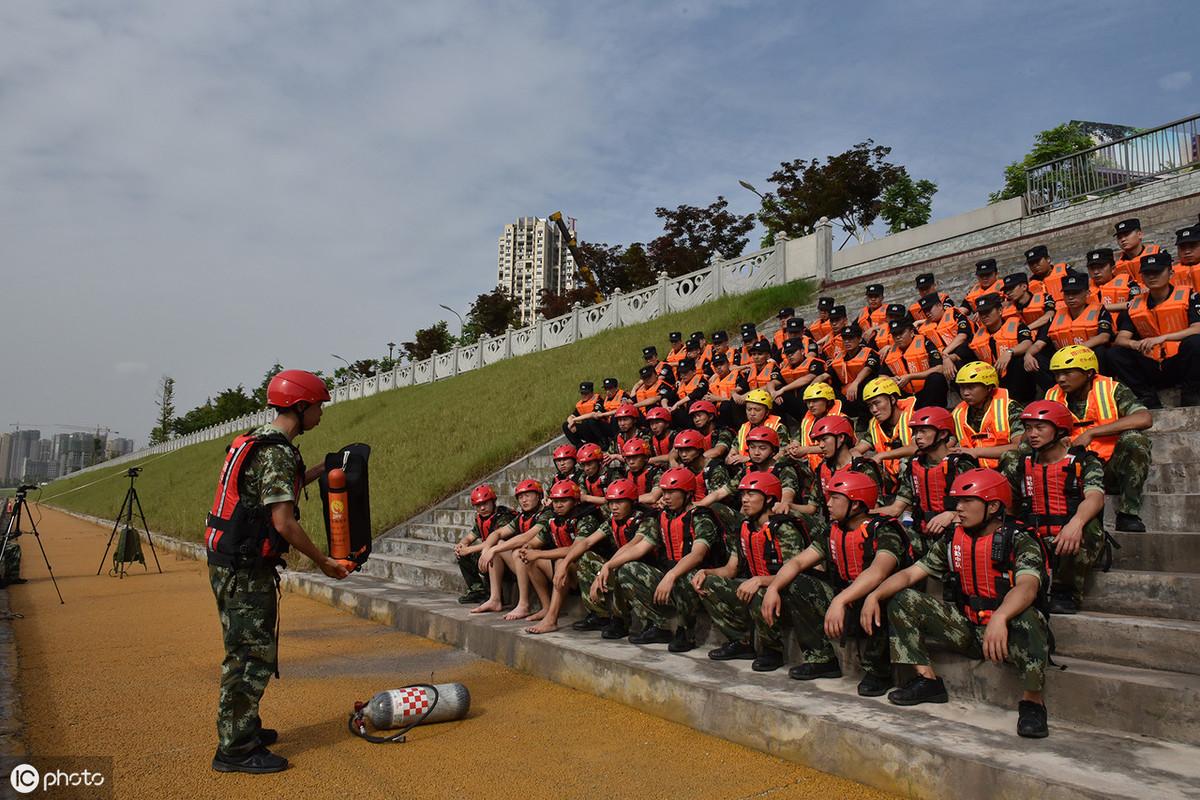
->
xmin=41 ymin=281 xmax=811 ymax=557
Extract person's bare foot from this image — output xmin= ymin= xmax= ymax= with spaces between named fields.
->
xmin=470 ymin=598 xmax=503 ymax=614
xmin=503 ymin=603 xmax=532 ymax=621
xmin=525 ymin=620 xmax=559 ymax=634
xmin=527 ymin=608 xmax=548 ymax=622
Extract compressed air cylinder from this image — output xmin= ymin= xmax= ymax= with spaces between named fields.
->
xmin=327 ymin=468 xmax=351 ymax=561
xmin=364 ymin=683 xmax=471 ymax=729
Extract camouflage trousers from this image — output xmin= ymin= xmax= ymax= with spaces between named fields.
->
xmin=576 ymin=551 xmax=621 ymax=620
xmin=1103 ymin=431 xmax=1151 ymax=516
xmin=1049 ymin=521 xmax=1105 ymax=605
xmin=612 ymin=561 xmax=700 ymax=630
xmin=210 ymin=564 xmax=279 ymax=756
xmin=1 ymin=539 xmax=20 ymax=583
xmin=887 ymin=588 xmax=1048 ymax=692
xmin=783 ymin=574 xmax=891 ymax=677
xmin=455 ymin=551 xmax=486 ymax=596
xmin=697 ymin=575 xmax=782 ymax=652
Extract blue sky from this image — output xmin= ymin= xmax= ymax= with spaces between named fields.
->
xmin=2 ymin=0 xmax=1195 ymax=444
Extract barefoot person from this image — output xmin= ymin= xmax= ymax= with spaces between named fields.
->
xmin=518 ymin=480 xmax=603 ymax=634
xmin=475 ymin=479 xmax=552 ymax=619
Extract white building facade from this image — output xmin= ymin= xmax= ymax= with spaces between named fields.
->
xmin=496 ymin=216 xmax=578 ymax=326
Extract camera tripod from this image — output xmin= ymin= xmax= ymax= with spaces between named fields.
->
xmin=0 ymin=486 xmax=64 ymax=603
xmin=97 ymin=469 xmax=162 ymax=579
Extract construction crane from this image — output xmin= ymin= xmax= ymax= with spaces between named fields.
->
xmin=548 ymin=211 xmax=604 ymax=304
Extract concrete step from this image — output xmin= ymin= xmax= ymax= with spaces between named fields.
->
xmin=434 ymin=508 xmax=477 ymax=527
xmin=405 ymin=522 xmax=471 ymax=542
xmin=283 ymin=571 xmax=1200 ymax=800
xmin=1147 ymin=404 xmax=1200 ymax=432
xmin=1112 ymin=530 xmax=1200 ymax=573
xmin=1143 ymin=432 xmax=1200 ymax=465
xmin=1052 ymin=612 xmax=1200 ymax=676
xmin=1111 ymin=493 xmax=1200 ymax=533
xmin=1087 ymin=569 xmax=1200 ymax=620
xmin=1145 ymin=463 xmax=1200 ymax=493
xmin=379 ymin=537 xmax=455 ymax=562
xmin=360 ymin=553 xmax=464 ymax=594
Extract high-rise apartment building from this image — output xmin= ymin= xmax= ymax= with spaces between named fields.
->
xmin=496 ymin=217 xmax=578 ymax=326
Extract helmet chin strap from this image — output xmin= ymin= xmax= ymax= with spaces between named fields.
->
xmin=916 ymin=431 xmax=949 ymax=453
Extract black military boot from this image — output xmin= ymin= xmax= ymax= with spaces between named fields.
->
xmin=857 ymin=672 xmax=894 ymax=697
xmin=887 ymin=676 xmax=948 ymax=706
xmin=258 ymin=728 xmax=278 ymax=747
xmin=629 ymin=624 xmax=672 ymax=645
xmin=668 ymin=626 xmax=697 ymax=653
xmin=457 ymin=590 xmax=487 ymax=604
xmin=1017 ymin=700 xmax=1049 ymax=738
xmin=1115 ymin=512 xmax=1145 ymax=533
xmin=212 ymin=746 xmax=288 ymax=774
xmin=751 ymin=649 xmax=785 ymax=672
xmin=571 ymin=612 xmax=608 ymax=631
xmin=788 ymin=661 xmax=842 ymax=681
xmin=1049 ymin=587 xmax=1079 ymax=615
xmin=1180 ymin=391 xmax=1200 ymax=408
xmin=707 ymin=639 xmax=756 ymax=661
xmin=601 ymin=617 xmax=629 ymax=640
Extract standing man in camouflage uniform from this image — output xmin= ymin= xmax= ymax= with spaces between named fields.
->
xmin=205 ymin=369 xmax=349 ymax=774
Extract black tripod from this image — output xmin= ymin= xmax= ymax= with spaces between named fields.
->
xmin=97 ymin=468 xmax=162 ymax=579
xmin=0 ymin=485 xmax=64 ymax=603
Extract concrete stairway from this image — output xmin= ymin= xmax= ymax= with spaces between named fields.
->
xmin=323 ymin=405 xmax=1200 ymax=798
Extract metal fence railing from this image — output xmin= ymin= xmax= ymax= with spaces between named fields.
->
xmin=1025 ymin=113 xmax=1200 ymax=213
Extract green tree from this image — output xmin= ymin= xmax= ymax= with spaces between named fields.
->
xmin=880 ymin=174 xmax=938 ymax=233
xmin=536 ymin=286 xmax=597 ymax=320
xmin=759 ymin=140 xmax=906 ymax=246
xmin=989 ymin=122 xmax=1095 ymax=203
xmin=574 ymin=241 xmax=657 ymax=294
xmin=173 ymin=385 xmax=260 ymax=435
xmin=402 ymin=321 xmax=456 ymax=362
xmin=148 ymin=376 xmax=176 ymax=445
xmin=460 ymin=287 xmax=520 ymax=344
xmin=251 ymin=362 xmax=283 ymax=406
xmin=648 ymin=196 xmax=755 ymax=277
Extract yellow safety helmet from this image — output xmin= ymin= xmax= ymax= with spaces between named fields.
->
xmin=862 ymin=377 xmax=901 ymax=401
xmin=803 ymin=382 xmax=837 ymax=402
xmin=744 ymin=388 xmax=774 ymax=408
xmin=1049 ymin=344 xmax=1098 ymax=373
xmin=955 ymin=361 xmax=999 ymax=388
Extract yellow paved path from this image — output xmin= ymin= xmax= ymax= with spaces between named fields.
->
xmin=9 ymin=506 xmax=892 ymax=799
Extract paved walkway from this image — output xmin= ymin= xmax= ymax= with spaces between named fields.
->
xmin=7 ymin=506 xmax=890 ymax=799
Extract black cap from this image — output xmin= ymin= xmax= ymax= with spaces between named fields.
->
xmin=1115 ymin=218 xmax=1141 ymax=236
xmin=1176 ymin=226 xmax=1200 ymax=245
xmin=740 ymin=321 xmax=757 ymax=334
xmin=669 ymin=331 xmax=682 ymax=342
xmin=886 ymin=302 xmax=907 ymax=317
xmin=865 ymin=283 xmax=885 ymax=296
xmin=711 ymin=330 xmax=729 ymax=344
xmin=1140 ymin=251 xmax=1173 ymax=273
xmin=817 ymin=296 xmax=836 ymax=311
xmin=579 ymin=380 xmax=594 ymax=393
xmin=603 ymin=377 xmax=619 ymax=389
xmin=782 ymin=338 xmax=805 ymax=355
xmin=842 ymin=324 xmax=862 ymax=339
xmin=830 ymin=304 xmax=847 ymax=319
xmin=975 ymin=258 xmax=997 ymax=275
xmin=677 ymin=357 xmax=696 ymax=372
xmin=1087 ymin=248 xmax=1115 ymax=266
xmin=691 ymin=330 xmax=706 ymax=340
xmin=685 ymin=338 xmax=702 ymax=351
xmin=1061 ymin=273 xmax=1090 ymax=294
xmin=710 ymin=353 xmax=729 ymax=367
xmin=918 ymin=294 xmax=940 ymax=311
xmin=1024 ymin=245 xmax=1048 ymax=263
xmin=785 ymin=317 xmax=806 ymax=333
xmin=974 ymin=292 xmax=1004 ymax=313
xmin=749 ymin=340 xmax=771 ymax=354
xmin=777 ymin=307 xmax=794 ymax=318
xmin=888 ymin=318 xmax=914 ymax=334
xmin=642 ymin=345 xmax=658 ymax=359
xmin=915 ymin=272 xmax=936 ymax=289
xmin=1002 ymin=272 xmax=1029 ymax=290
xmin=638 ymin=365 xmax=656 ymax=379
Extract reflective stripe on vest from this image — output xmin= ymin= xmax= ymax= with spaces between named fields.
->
xmin=831 ymin=348 xmax=872 ymax=385
xmin=1096 ymin=275 xmax=1132 ymax=305
xmin=970 ymin=319 xmax=1021 ymax=364
xmin=1044 ymin=376 xmax=1120 ymax=460
xmin=801 ymin=404 xmax=844 ymax=471
xmin=1022 ymin=454 xmax=1084 ymax=538
xmin=1048 ymin=304 xmax=1102 ymax=348
xmin=884 ymin=334 xmax=937 ymax=392
xmin=737 ymin=416 xmax=783 ymax=455
xmin=710 ymin=371 xmax=739 ymax=399
xmin=745 ymin=360 xmax=777 ymax=389
xmin=868 ymin=399 xmax=915 ymax=476
xmin=739 ymin=519 xmax=784 ymax=577
xmin=1128 ymin=287 xmax=1190 ymax=361
xmin=205 ymin=431 xmax=302 ymax=564
xmin=950 ymin=391 xmax=1011 ymax=469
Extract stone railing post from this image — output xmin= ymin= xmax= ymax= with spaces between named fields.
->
xmin=657 ymin=271 xmax=670 ymax=315
xmin=711 ymin=262 xmax=723 ymax=297
xmin=451 ymin=346 xmax=460 ymax=376
xmin=534 ymin=316 xmax=544 ymax=351
xmin=610 ymin=289 xmax=624 ymax=326
xmin=504 ymin=326 xmax=513 ymax=358
xmin=571 ymin=302 xmax=582 ymax=341
xmin=815 ymin=217 xmax=833 ymax=283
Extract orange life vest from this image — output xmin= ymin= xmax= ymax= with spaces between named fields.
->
xmin=636 ymin=379 xmax=665 ymax=404
xmin=737 ymin=415 xmax=783 ymax=455
xmin=1020 ymin=452 xmax=1086 ymax=539
xmin=828 ymin=516 xmax=900 ymax=587
xmin=867 ymin=398 xmax=915 ymax=476
xmin=658 ymin=507 xmax=724 ymax=567
xmin=858 ymin=304 xmax=888 ymax=335
xmin=830 ymin=346 xmax=873 ymax=386
xmin=665 ymin=345 xmax=688 ymax=365
xmin=575 ymin=395 xmax=599 ymax=416
xmin=709 ymin=370 xmax=739 ymax=399
xmin=1003 ymin=292 xmax=1050 ymax=326
xmin=738 ymin=517 xmax=789 ymax=577
xmin=800 ymin=403 xmax=845 ymax=471
xmin=969 ymin=319 xmax=1022 ymax=367
xmin=950 ymin=390 xmax=1012 ymax=469
xmin=602 ymin=391 xmax=630 ymax=412
xmin=677 ymin=373 xmax=705 ymax=399
xmin=965 ymin=279 xmax=1001 ymax=309
xmin=1044 ymin=375 xmax=1121 ymax=460
xmin=1114 ymin=244 xmax=1161 ymax=281
xmin=1047 ymin=303 xmax=1103 ymax=348
xmin=744 ymin=359 xmax=777 ymax=389
xmin=1126 ymin=286 xmax=1191 ymax=361
xmin=882 ymin=332 xmax=941 ymax=393
xmin=910 ymin=292 xmax=951 ymax=322
xmin=810 ymin=318 xmax=833 ymax=344
xmin=945 ymin=524 xmax=1032 ymax=624
xmin=1095 ymin=274 xmax=1134 ymax=306
xmin=1029 ymin=263 xmax=1069 ymax=302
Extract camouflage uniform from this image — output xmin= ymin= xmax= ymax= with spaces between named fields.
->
xmin=577 ymin=513 xmax=660 ymax=620
xmin=1013 ymin=449 xmax=1107 ymax=605
xmin=612 ymin=507 xmax=725 ymax=630
xmin=784 ymin=517 xmax=906 ymax=677
xmin=699 ymin=515 xmax=808 ymax=651
xmin=455 ymin=506 xmax=517 ymax=596
xmin=550 ymin=465 xmax=588 ymax=489
xmin=894 ymin=454 xmax=977 ymax=559
xmin=888 ymin=527 xmax=1050 ymax=691
xmin=1056 ymin=382 xmax=1151 ymax=516
xmin=209 ymin=423 xmax=297 ymax=757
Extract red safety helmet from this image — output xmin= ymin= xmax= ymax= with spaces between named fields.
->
xmin=621 ymin=438 xmax=650 ymax=457
xmin=949 ymin=468 xmax=1012 ymax=510
xmin=605 ymin=479 xmax=640 ymax=502
xmin=470 ymin=484 xmax=497 ymax=505
xmin=644 ymin=407 xmax=672 ymax=423
xmin=549 ymin=480 xmax=581 ymax=500
xmin=745 ymin=426 xmax=781 ymax=449
xmin=576 ymin=443 xmax=604 ymax=464
xmin=672 ymin=429 xmax=705 ymax=451
xmin=267 ymin=369 xmax=330 ymax=408
xmin=552 ymin=444 xmax=578 ymax=461
xmin=614 ymin=403 xmax=641 ymax=420
xmin=659 ymin=467 xmax=697 ymax=494
xmin=689 ymin=400 xmax=718 ymax=416
xmin=825 ymin=469 xmax=879 ymax=509
xmin=811 ymin=415 xmax=855 ymax=441
xmin=910 ymin=406 xmax=955 ymax=434
xmin=738 ymin=471 xmax=782 ymax=502
xmin=1020 ymin=400 xmax=1076 ymax=436
xmin=514 ymin=478 xmax=544 ymax=497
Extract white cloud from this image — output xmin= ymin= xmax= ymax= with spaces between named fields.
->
xmin=1158 ymin=71 xmax=1192 ymax=91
